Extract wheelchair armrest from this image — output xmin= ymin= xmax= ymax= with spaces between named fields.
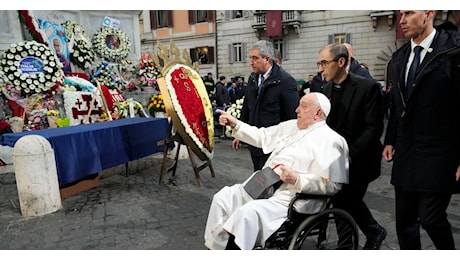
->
xmin=287 ymin=193 xmax=333 ymax=220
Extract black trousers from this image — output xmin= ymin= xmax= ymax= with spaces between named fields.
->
xmin=332 ymin=182 xmax=382 ymax=240
xmin=249 ymin=148 xmax=270 ymax=172
xmin=395 ymin=189 xmax=455 ymax=249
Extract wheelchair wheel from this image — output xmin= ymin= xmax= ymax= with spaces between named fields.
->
xmin=288 ymin=208 xmax=359 ymax=250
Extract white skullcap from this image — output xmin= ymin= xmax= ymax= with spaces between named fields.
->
xmin=314 ymin=92 xmax=331 ymax=117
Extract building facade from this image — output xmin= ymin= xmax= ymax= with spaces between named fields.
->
xmin=140 ymin=10 xmax=217 ymax=78
xmin=141 ymin=10 xmax=459 ymax=86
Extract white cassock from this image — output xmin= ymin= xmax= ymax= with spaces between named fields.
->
xmin=204 ymin=120 xmax=349 ymax=250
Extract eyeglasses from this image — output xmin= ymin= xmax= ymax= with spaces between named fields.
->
xmin=316 ymin=58 xmax=339 ymax=69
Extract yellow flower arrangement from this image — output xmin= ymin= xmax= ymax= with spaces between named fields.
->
xmin=147 ymin=93 xmax=165 ymax=115
xmin=46 ymin=109 xmax=59 ymax=117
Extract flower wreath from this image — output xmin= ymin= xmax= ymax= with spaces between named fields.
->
xmin=0 ymin=40 xmax=65 ymax=97
xmin=62 ymin=21 xmax=95 ymax=70
xmin=161 ymin=63 xmax=214 ymax=160
xmin=92 ymin=26 xmax=131 ymax=62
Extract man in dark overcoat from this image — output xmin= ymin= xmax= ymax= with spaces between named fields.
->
xmin=383 ymin=10 xmax=460 ymax=249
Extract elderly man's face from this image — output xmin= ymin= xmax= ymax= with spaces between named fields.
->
xmin=295 ymin=94 xmax=321 ymax=129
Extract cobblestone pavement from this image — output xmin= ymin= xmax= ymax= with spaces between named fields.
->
xmin=1 ymin=137 xmax=459 ymax=251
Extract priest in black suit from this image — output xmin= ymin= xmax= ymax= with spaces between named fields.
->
xmin=317 ymin=43 xmax=387 ymax=250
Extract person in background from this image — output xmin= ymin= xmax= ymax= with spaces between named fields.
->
xmin=203 ymin=72 xmax=215 ymax=101
xmin=343 ymin=43 xmax=373 ymax=79
xmin=382 ymin=10 xmax=460 ymax=250
xmin=235 ymin=77 xmax=247 ymax=100
xmin=310 ymin=72 xmax=327 ymax=93
xmin=228 ymin=82 xmax=238 ymax=104
xmin=317 ymin=42 xmax=387 ymax=250
xmin=215 ymin=76 xmax=229 ymax=107
xmin=204 ymin=92 xmax=349 ymax=250
xmin=234 ymin=40 xmax=299 ymax=171
xmin=299 ymin=74 xmax=314 ymax=98
xmin=274 ymin=49 xmax=282 ymax=65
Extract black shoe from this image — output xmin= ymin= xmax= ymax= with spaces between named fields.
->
xmin=363 ymin=226 xmax=387 ymax=250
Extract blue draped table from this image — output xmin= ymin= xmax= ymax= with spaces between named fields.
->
xmin=0 ymin=117 xmax=170 ymax=187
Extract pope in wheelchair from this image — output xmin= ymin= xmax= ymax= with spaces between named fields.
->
xmin=204 ymin=92 xmax=352 ymax=250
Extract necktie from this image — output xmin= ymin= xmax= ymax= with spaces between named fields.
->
xmin=258 ymin=75 xmax=265 ymax=95
xmin=406 ymin=46 xmax=423 ymax=98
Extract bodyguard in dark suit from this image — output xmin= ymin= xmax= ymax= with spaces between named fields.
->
xmin=382 ymin=10 xmax=460 ymax=250
xmin=235 ymin=40 xmax=299 ymax=171
xmin=317 ymin=43 xmax=387 ymax=249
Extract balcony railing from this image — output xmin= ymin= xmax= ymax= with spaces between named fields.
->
xmin=252 ymin=10 xmax=301 ymax=36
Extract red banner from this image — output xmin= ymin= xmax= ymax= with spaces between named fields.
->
xmin=266 ymin=11 xmax=282 ymax=37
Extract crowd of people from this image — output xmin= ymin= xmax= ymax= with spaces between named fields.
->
xmin=202 ymin=10 xmax=460 ymax=251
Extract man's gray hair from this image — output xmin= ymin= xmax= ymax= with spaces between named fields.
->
xmin=251 ymin=40 xmax=274 ymax=60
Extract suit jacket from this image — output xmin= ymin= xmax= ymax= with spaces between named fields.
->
xmin=322 ymin=73 xmax=384 ymax=184
xmin=349 ymin=57 xmax=373 ymax=79
xmin=384 ymin=23 xmax=460 ymax=194
xmin=240 ymin=63 xmax=299 ymax=156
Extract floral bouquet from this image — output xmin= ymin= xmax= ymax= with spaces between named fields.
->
xmin=8 ymin=116 xmax=24 ymax=133
xmin=25 ymin=108 xmax=48 ymax=131
xmin=138 ymin=54 xmax=161 ymax=91
xmin=92 ymin=62 xmax=115 ymax=88
xmin=46 ymin=109 xmax=59 ymax=128
xmin=147 ymin=93 xmax=165 ymax=117
xmin=62 ymin=21 xmax=95 ymax=70
xmin=225 ymin=97 xmax=244 ymax=137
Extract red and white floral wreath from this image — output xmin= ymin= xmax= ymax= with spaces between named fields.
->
xmin=161 ymin=63 xmax=214 ymax=160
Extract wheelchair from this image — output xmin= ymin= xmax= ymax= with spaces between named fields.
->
xmin=260 ymin=193 xmax=359 ymax=250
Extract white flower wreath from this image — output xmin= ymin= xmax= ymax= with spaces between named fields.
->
xmin=0 ymin=40 xmax=65 ymax=96
xmin=92 ymin=26 xmax=131 ymax=62
xmin=62 ymin=21 xmax=95 ymax=69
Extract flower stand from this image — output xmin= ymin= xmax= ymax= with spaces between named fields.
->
xmin=159 ymin=122 xmax=215 ymax=187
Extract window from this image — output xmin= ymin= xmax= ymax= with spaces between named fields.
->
xmin=229 ymin=42 xmax=246 ymax=63
xmin=190 ymin=46 xmax=215 ymax=64
xmin=150 ymin=10 xmax=173 ymax=29
xmin=233 ymin=10 xmax=243 ymax=19
xmin=328 ymin=33 xmax=351 ymax=44
xmin=224 ymin=10 xmax=247 ymax=20
xmin=196 ymin=10 xmax=208 ymax=23
xmin=188 ymin=11 xmax=214 ymax=24
xmin=272 ymin=39 xmax=284 ymax=60
xmin=157 ymin=11 xmax=169 ymax=28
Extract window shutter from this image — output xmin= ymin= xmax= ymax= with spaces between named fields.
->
xmin=328 ymin=35 xmax=333 ymax=44
xmin=345 ymin=34 xmax=351 ymax=44
xmin=167 ymin=10 xmax=173 ymax=27
xmin=190 ymin=48 xmax=197 ymax=63
xmin=207 ymin=10 xmax=214 ymax=22
xmin=225 ymin=10 xmax=231 ymax=20
xmin=208 ymin=46 xmax=215 ymax=64
xmin=282 ymin=39 xmax=288 ymax=60
xmin=189 ymin=10 xmax=196 ymax=24
xmin=242 ymin=43 xmax=247 ymax=62
xmin=228 ymin=44 xmax=234 ymax=63
xmin=150 ymin=11 xmax=158 ymax=30
xmin=242 ymin=10 xmax=249 ymax=18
